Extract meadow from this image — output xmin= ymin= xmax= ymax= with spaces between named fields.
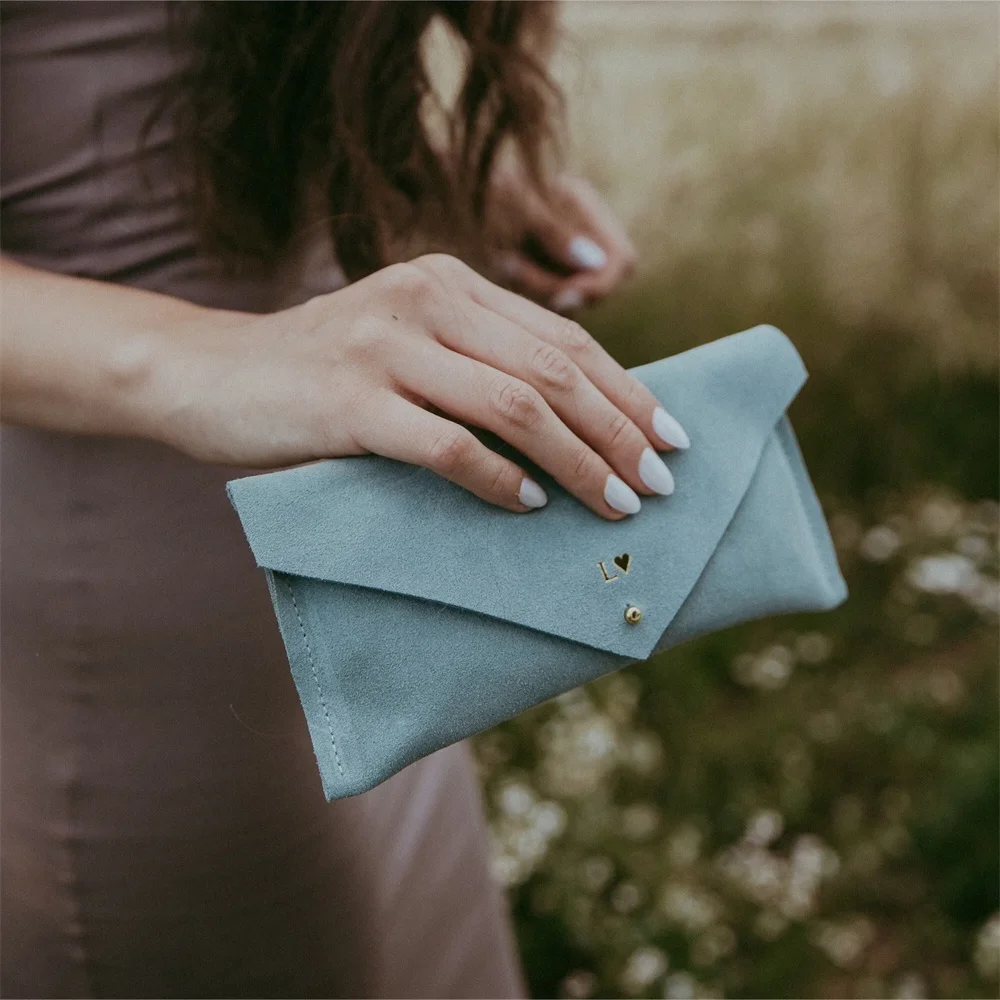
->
xmin=472 ymin=4 xmax=999 ymax=997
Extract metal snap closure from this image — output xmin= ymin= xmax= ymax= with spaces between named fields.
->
xmin=624 ymin=605 xmax=643 ymax=624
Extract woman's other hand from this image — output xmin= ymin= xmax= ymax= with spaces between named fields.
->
xmin=491 ymin=168 xmax=639 ymax=314
xmin=159 ymin=254 xmax=688 ymax=519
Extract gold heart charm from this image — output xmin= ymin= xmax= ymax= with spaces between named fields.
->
xmin=613 ymin=553 xmax=631 ymax=574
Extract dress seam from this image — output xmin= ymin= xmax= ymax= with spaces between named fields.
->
xmin=61 ymin=432 xmax=97 ymax=998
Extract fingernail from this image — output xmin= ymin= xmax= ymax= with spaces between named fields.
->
xmin=638 ymin=447 xmax=675 ymax=495
xmin=518 ymin=476 xmax=548 ymax=508
xmin=568 ymin=235 xmax=608 ymax=271
xmin=551 ymin=288 xmax=584 ymax=313
xmin=652 ymin=406 xmax=690 ymax=450
xmin=604 ymin=474 xmax=641 ymax=515
xmin=499 ymin=253 xmax=520 ymax=280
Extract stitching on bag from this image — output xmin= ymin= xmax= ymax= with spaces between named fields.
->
xmin=284 ymin=579 xmax=344 ymax=777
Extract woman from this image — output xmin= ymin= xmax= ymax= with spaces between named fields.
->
xmin=0 ymin=3 xmax=689 ymax=996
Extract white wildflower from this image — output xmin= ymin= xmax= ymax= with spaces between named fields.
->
xmin=621 ymin=946 xmax=668 ymax=994
xmin=906 ymin=553 xmax=977 ymax=594
xmin=974 ymin=913 xmax=1000 ymax=980
xmin=664 ymin=972 xmax=699 ymax=1000
xmin=809 ymin=916 xmax=875 ymax=968
xmin=860 ymin=525 xmax=901 ymax=562
xmin=795 ymin=631 xmax=833 ymax=663
xmin=659 ymin=881 xmax=723 ymax=933
xmin=623 ymin=803 xmax=661 ymax=841
xmin=892 ymin=972 xmax=927 ymax=999
xmin=497 ymin=781 xmax=535 ymax=817
xmin=744 ymin=809 xmax=784 ymax=847
xmin=531 ymin=801 xmax=567 ymax=838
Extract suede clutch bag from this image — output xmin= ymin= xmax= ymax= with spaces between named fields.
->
xmin=227 ymin=325 xmax=847 ymax=800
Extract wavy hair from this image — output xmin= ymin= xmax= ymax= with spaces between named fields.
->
xmin=165 ymin=1 xmax=561 ymax=280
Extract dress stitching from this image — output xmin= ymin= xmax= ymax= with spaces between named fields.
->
xmin=285 ymin=580 xmax=344 ymax=777
xmin=62 ymin=433 xmax=97 ymax=997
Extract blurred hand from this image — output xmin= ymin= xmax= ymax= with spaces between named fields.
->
xmin=492 ymin=167 xmax=638 ymax=313
xmin=160 ymin=254 xmax=688 ymax=519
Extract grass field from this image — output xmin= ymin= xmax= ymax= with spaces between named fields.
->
xmin=473 ymin=5 xmax=1000 ymax=998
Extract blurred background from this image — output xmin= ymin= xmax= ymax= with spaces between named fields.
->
xmin=471 ymin=4 xmax=999 ymax=998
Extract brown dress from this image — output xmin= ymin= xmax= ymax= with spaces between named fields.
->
xmin=0 ymin=3 xmax=525 ymax=997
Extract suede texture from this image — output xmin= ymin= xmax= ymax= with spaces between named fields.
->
xmin=227 ymin=325 xmax=847 ymax=800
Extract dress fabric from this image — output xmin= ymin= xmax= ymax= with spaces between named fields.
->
xmin=0 ymin=3 xmax=525 ymax=997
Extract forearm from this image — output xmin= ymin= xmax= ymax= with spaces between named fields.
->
xmin=0 ymin=251 xmax=686 ymax=521
xmin=0 ymin=257 xmax=241 ymax=440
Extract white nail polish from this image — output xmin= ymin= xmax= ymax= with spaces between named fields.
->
xmin=518 ymin=477 xmax=548 ymax=508
xmin=498 ymin=254 xmax=520 ymax=280
xmin=551 ymin=288 xmax=584 ymax=313
xmin=604 ymin=474 xmax=641 ymax=515
xmin=568 ymin=235 xmax=608 ymax=271
xmin=652 ymin=406 xmax=691 ymax=450
xmin=638 ymin=447 xmax=675 ymax=495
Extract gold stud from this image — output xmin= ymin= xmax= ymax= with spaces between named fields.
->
xmin=624 ymin=605 xmax=643 ymax=624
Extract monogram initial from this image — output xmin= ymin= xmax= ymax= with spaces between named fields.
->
xmin=598 ymin=553 xmax=632 ymax=582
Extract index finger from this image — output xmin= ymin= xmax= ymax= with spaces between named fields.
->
xmin=466 ymin=273 xmax=691 ymax=453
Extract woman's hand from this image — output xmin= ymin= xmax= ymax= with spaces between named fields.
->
xmin=1 ymin=254 xmax=688 ymax=520
xmin=159 ymin=254 xmax=688 ymax=520
xmin=491 ymin=168 xmax=639 ymax=314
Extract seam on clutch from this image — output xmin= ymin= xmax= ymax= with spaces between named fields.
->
xmin=774 ymin=419 xmax=844 ymax=599
xmin=284 ymin=579 xmax=345 ymax=777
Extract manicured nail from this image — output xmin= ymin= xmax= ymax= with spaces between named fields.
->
xmin=638 ymin=447 xmax=675 ymax=495
xmin=568 ymin=235 xmax=608 ymax=271
xmin=652 ymin=406 xmax=690 ymax=450
xmin=604 ymin=474 xmax=641 ymax=515
xmin=552 ymin=288 xmax=584 ymax=313
xmin=499 ymin=253 xmax=520 ymax=280
xmin=518 ymin=476 xmax=548 ymax=509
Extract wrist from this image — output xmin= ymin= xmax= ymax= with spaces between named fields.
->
xmin=115 ymin=306 xmax=247 ymax=452
xmin=0 ymin=256 xmax=253 ymax=446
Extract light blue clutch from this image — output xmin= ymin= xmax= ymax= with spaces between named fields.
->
xmin=227 ymin=325 xmax=847 ymax=800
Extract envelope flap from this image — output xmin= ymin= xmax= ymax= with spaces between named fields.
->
xmin=227 ymin=325 xmax=807 ymax=660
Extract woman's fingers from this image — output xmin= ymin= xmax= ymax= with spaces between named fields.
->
xmin=557 ymin=176 xmax=637 ymax=276
xmin=432 ymin=299 xmax=674 ymax=498
xmin=392 ymin=340 xmax=642 ymax=521
xmin=350 ymin=392 xmax=547 ymax=513
xmin=376 ymin=254 xmax=688 ymax=517
xmin=500 ymin=252 xmax=589 ymax=315
xmin=498 ymin=252 xmax=566 ymax=303
xmin=512 ymin=184 xmax=601 ymax=275
xmin=536 ymin=177 xmax=637 ymax=306
xmin=489 ymin=178 xmax=635 ymax=311
xmin=462 ymin=266 xmax=691 ymax=452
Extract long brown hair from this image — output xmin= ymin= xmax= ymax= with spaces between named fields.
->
xmin=166 ymin=1 xmax=561 ymax=281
